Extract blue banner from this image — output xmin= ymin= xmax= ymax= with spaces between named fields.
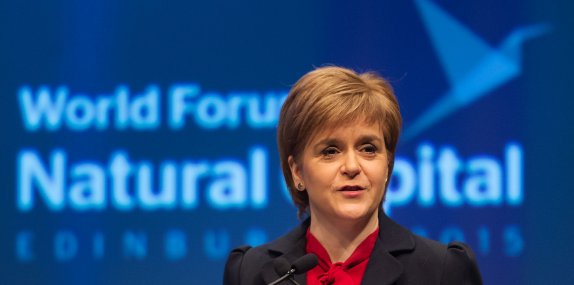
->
xmin=1 ymin=0 xmax=573 ymax=284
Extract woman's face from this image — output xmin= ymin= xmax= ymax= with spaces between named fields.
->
xmin=289 ymin=120 xmax=388 ymax=223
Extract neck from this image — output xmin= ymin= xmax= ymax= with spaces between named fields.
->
xmin=309 ymin=210 xmax=379 ymax=263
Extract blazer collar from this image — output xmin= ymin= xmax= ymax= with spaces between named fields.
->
xmin=260 ymin=211 xmax=415 ymax=285
xmin=261 ymin=220 xmax=310 ymax=284
xmin=376 ymin=211 xmax=416 ymax=253
xmin=362 ymin=211 xmax=416 ymax=285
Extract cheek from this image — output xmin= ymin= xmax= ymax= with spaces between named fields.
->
xmin=365 ymin=162 xmax=389 ymax=184
xmin=303 ymin=164 xmax=337 ymax=187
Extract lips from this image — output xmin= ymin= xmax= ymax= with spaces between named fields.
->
xmin=339 ymin=185 xmax=366 ymax=191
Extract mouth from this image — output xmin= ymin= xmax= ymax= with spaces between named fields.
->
xmin=338 ymin=185 xmax=366 ymax=192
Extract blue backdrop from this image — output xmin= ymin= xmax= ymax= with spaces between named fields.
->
xmin=1 ymin=0 xmax=573 ymax=284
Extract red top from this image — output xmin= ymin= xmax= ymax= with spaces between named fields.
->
xmin=305 ymin=227 xmax=380 ymax=285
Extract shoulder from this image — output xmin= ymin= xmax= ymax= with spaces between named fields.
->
xmin=440 ymin=241 xmax=483 ymax=284
xmin=223 ymin=245 xmax=251 ymax=285
xmin=407 ymin=235 xmax=483 ymax=284
xmin=223 ymin=243 xmax=275 ymax=285
xmin=378 ymin=213 xmax=482 ymax=284
xmin=223 ymin=223 xmax=307 ymax=285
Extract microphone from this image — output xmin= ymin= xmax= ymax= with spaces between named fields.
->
xmin=292 ymin=254 xmax=318 ymax=273
xmin=273 ymin=258 xmax=291 ymax=276
xmin=267 ymin=254 xmax=318 ymax=285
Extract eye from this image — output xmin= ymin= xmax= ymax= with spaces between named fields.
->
xmin=360 ymin=144 xmax=378 ymax=154
xmin=321 ymin=146 xmax=339 ymax=158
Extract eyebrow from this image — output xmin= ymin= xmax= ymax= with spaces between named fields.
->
xmin=357 ymin=135 xmax=384 ymax=144
xmin=315 ymin=135 xmax=383 ymax=146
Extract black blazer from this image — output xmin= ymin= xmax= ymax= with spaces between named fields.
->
xmin=224 ymin=212 xmax=482 ymax=285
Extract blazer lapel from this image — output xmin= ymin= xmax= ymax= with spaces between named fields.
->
xmin=361 ymin=212 xmax=416 ymax=285
xmin=279 ymin=238 xmax=308 ymax=285
xmin=260 ymin=220 xmax=310 ymax=285
xmin=361 ymin=244 xmax=403 ymax=285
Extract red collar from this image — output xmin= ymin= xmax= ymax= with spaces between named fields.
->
xmin=305 ymin=227 xmax=379 ymax=285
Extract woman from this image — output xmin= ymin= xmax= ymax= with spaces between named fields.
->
xmin=224 ymin=66 xmax=482 ymax=284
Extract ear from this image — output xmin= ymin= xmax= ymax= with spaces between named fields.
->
xmin=288 ymin=155 xmax=303 ymax=185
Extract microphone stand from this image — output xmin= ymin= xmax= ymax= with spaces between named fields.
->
xmin=267 ymin=254 xmax=317 ymax=285
xmin=267 ymin=268 xmax=300 ymax=285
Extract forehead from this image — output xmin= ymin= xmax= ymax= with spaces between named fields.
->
xmin=308 ymin=120 xmax=385 ymax=144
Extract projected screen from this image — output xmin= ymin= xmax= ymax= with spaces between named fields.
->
xmin=1 ymin=0 xmax=572 ymax=284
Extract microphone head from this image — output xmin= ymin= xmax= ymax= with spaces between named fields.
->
xmin=273 ymin=257 xmax=291 ymax=275
xmin=291 ymin=254 xmax=318 ymax=273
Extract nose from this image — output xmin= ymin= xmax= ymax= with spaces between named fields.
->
xmin=341 ymin=151 xmax=361 ymax=178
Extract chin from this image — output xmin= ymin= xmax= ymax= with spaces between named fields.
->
xmin=335 ymin=206 xmax=376 ymax=221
